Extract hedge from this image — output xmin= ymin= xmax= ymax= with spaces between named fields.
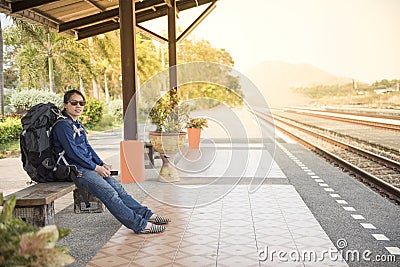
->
xmin=0 ymin=116 xmax=22 ymax=144
xmin=9 ymin=89 xmax=64 ymax=113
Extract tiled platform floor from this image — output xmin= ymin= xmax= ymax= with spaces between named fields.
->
xmin=87 ymin=185 xmax=348 ymax=267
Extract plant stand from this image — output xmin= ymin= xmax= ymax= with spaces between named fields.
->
xmin=159 ymin=154 xmax=180 ymax=182
xmin=149 ymin=132 xmax=186 ymax=182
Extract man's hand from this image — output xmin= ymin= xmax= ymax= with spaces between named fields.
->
xmin=95 ymin=165 xmax=111 ymax=178
xmin=103 ymin=164 xmax=111 ymax=171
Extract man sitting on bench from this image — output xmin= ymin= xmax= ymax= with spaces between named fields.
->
xmin=52 ymin=89 xmax=169 ymax=234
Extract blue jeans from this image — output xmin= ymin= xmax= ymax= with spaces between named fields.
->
xmin=76 ymin=168 xmax=153 ymax=233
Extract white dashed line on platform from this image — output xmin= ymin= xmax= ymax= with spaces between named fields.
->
xmin=372 ymin=234 xmax=389 ymax=241
xmin=351 ymin=214 xmax=365 ymax=220
xmin=360 ymin=223 xmax=376 ymax=229
xmin=385 ymin=247 xmax=400 ymax=255
xmin=278 ymin=143 xmax=397 ymax=260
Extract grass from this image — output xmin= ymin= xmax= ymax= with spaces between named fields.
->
xmin=89 ymin=122 xmax=123 ymax=132
xmin=307 ymin=91 xmax=400 ymax=109
xmin=0 ymin=140 xmax=20 ymax=159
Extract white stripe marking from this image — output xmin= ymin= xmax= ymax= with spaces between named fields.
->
xmin=385 ymin=247 xmax=400 ymax=255
xmin=360 ymin=223 xmax=376 ymax=229
xmin=372 ymin=234 xmax=389 ymax=241
xmin=351 ymin=214 xmax=365 ymax=220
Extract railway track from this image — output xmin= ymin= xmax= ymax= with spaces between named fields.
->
xmin=279 ymin=108 xmax=400 ymax=131
xmin=286 ymin=107 xmax=400 ymax=121
xmin=255 ymin=110 xmax=400 ymax=203
xmin=272 ymin=109 xmax=400 ymax=162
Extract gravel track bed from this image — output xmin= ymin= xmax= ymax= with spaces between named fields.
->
xmin=274 ymin=118 xmax=400 ymax=190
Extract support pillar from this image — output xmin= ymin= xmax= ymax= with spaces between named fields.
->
xmin=119 ymin=0 xmax=144 ymax=183
xmin=119 ymin=0 xmax=138 ymax=140
xmin=168 ymin=0 xmax=178 ymax=91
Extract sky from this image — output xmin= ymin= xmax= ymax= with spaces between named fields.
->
xmin=1 ymin=0 xmax=399 ymax=84
xmin=143 ymin=0 xmax=400 ymax=83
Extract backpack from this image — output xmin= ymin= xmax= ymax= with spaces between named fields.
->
xmin=20 ymin=102 xmax=75 ymax=182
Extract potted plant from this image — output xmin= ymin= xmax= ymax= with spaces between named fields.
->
xmin=186 ymin=117 xmax=208 ymax=149
xmin=0 ymin=194 xmax=74 ymax=266
xmin=148 ymin=89 xmax=189 ymax=182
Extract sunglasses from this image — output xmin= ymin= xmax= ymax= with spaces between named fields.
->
xmin=68 ymin=100 xmax=86 ymax=106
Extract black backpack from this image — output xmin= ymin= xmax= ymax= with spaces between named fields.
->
xmin=20 ymin=102 xmax=75 ymax=182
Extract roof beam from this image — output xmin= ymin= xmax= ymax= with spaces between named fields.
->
xmin=59 ymin=1 xmax=168 ymax=33
xmin=177 ymin=1 xmax=216 ymax=42
xmin=164 ymin=0 xmax=172 ymax=8
xmin=30 ymin=7 xmax=62 ymax=24
xmin=136 ymin=0 xmax=213 ymax=23
xmin=58 ymin=8 xmax=119 ymax=32
xmin=6 ymin=0 xmax=216 ymax=39
xmin=177 ymin=0 xmax=213 ymax=10
xmin=10 ymin=0 xmax=62 ymax=13
xmin=18 ymin=8 xmax=59 ymax=30
xmin=76 ymin=20 xmax=120 ymax=40
xmin=61 ymin=0 xmax=214 ymax=33
xmin=137 ymin=24 xmax=168 ymax=43
xmin=84 ymin=0 xmax=105 ymax=12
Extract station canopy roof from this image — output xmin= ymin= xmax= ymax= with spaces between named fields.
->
xmin=0 ymin=0 xmax=215 ymax=40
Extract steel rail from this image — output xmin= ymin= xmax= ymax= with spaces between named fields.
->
xmin=282 ymin=109 xmax=400 ymax=131
xmin=286 ymin=107 xmax=400 ymax=121
xmin=256 ymin=111 xmax=400 ymax=202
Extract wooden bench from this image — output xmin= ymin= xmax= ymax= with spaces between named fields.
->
xmin=4 ymin=182 xmax=104 ymax=227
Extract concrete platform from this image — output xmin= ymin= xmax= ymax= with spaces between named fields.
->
xmin=1 ymin=106 xmax=399 ymax=267
xmin=87 ymin=183 xmax=348 ymax=267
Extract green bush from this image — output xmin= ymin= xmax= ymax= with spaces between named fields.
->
xmin=0 ymin=116 xmax=22 ymax=144
xmin=9 ymin=89 xmax=63 ymax=113
xmin=97 ymin=114 xmax=114 ymax=128
xmin=108 ymin=100 xmax=123 ymax=123
xmin=80 ymin=98 xmax=103 ymax=129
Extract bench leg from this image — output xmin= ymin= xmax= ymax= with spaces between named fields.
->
xmin=145 ymin=143 xmax=155 ymax=168
xmin=13 ymin=203 xmax=55 ymax=227
xmin=73 ymin=189 xmax=104 ymax=213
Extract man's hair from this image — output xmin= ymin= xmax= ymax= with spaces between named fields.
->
xmin=63 ymin=89 xmax=85 ymax=103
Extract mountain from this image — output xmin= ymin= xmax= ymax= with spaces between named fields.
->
xmin=242 ymin=61 xmax=352 ymax=108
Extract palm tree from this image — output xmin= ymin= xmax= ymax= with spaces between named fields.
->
xmin=4 ymin=21 xmax=94 ymax=92
xmin=0 ymin=18 xmax=4 ymax=115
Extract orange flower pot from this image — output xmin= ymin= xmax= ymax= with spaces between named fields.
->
xmin=187 ymin=128 xmax=202 ymax=149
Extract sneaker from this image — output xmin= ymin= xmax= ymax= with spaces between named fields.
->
xmin=139 ymin=223 xmax=166 ymax=234
xmin=148 ymin=215 xmax=171 ymax=225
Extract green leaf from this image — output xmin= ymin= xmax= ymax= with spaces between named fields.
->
xmin=0 ymin=194 xmax=16 ymax=222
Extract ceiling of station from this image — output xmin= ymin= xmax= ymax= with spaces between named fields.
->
xmin=0 ymin=0 xmax=215 ymax=39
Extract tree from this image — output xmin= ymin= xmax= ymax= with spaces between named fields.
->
xmin=136 ymin=35 xmax=162 ymax=82
xmin=3 ymin=20 xmax=233 ymax=105
xmin=4 ymin=21 xmax=93 ymax=93
xmin=175 ymin=38 xmax=242 ymax=108
xmin=0 ymin=18 xmax=4 ymax=115
xmin=87 ymin=33 xmax=121 ymax=102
